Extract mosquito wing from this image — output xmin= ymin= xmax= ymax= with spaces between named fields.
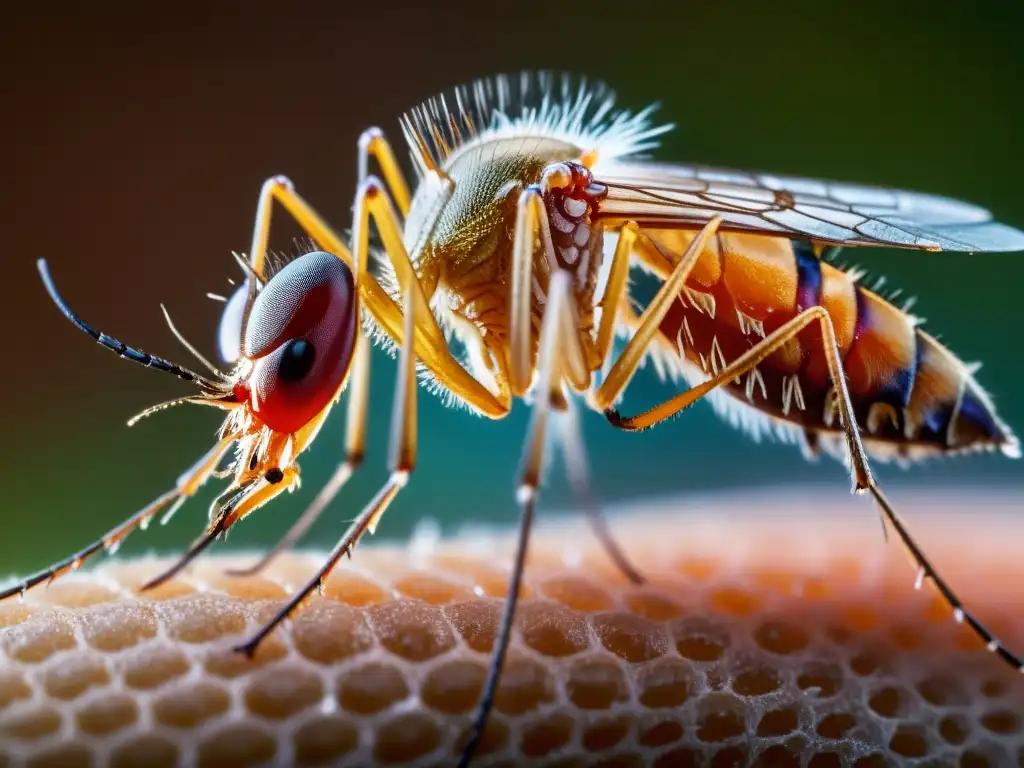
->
xmin=593 ymin=160 xmax=1024 ymax=252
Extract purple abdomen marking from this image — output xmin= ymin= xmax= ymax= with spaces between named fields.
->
xmin=793 ymin=241 xmax=822 ymax=312
xmin=957 ymin=387 xmax=1003 ymax=441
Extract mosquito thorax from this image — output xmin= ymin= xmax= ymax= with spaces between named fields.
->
xmin=421 ymin=137 xmax=589 ymax=268
xmin=407 ymin=137 xmax=607 ymax=377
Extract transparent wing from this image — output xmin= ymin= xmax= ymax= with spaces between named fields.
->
xmin=594 ymin=160 xmax=1024 ymax=252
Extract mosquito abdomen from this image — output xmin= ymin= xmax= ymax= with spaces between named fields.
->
xmin=636 ymin=230 xmax=1018 ymax=461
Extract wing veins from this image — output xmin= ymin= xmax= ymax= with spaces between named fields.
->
xmin=594 ymin=162 xmax=1024 ymax=252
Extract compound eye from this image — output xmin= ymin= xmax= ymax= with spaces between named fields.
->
xmin=243 ymin=252 xmax=357 ymax=434
xmin=217 ymin=284 xmax=249 ymax=364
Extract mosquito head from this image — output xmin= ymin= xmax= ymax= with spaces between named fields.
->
xmin=231 ymin=250 xmax=358 ymax=436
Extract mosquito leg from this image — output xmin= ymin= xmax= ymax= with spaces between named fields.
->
xmin=234 ymin=477 xmax=402 ymax=657
xmin=0 ymin=430 xmax=240 ymax=602
xmin=606 ymin=307 xmax=1024 ymax=673
xmin=866 ymin=486 xmax=1022 ymax=670
xmin=593 ymin=221 xmax=639 ymax=367
xmin=813 ymin=321 xmax=1024 ymax=672
xmin=240 ymin=176 xmax=405 ymax=360
xmin=592 ymin=216 xmax=724 ymax=411
xmin=140 ymin=459 xmax=302 ymax=591
xmin=233 ymin=278 xmax=420 ymax=659
xmin=508 ymin=186 xmax=544 ymax=395
xmin=226 ymin=331 xmax=373 ymax=577
xmin=0 ymin=490 xmax=179 ymax=602
xmin=357 ymin=127 xmax=412 ymax=217
xmin=558 ymin=400 xmax=645 ymax=585
xmin=506 ymin=189 xmax=640 ymax=584
xmin=140 ymin=512 xmax=231 ymax=592
xmin=605 ymin=307 xmax=832 ymax=432
xmin=459 ymin=270 xmax=578 ymax=767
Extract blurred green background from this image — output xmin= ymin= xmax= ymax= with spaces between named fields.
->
xmin=2 ymin=0 xmax=1021 ymax=576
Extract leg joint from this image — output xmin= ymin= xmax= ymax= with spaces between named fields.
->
xmin=357 ymin=126 xmax=385 ymax=151
xmin=261 ymin=174 xmax=294 ymax=195
xmin=358 ymin=175 xmax=386 ymax=201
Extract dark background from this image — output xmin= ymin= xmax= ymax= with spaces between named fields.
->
xmin=3 ymin=1 xmax=1021 ymax=574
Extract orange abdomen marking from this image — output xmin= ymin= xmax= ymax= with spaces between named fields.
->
xmin=720 ymin=233 xmax=797 ymax=321
xmin=843 ymin=286 xmax=917 ymax=403
xmin=634 ymin=229 xmax=721 ymax=288
xmin=904 ymin=330 xmax=962 ymax=445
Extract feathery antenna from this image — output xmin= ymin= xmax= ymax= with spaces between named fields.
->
xmin=37 ymin=259 xmax=227 ymax=392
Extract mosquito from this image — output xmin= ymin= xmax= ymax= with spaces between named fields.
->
xmin=10 ymin=72 xmax=1024 ymax=766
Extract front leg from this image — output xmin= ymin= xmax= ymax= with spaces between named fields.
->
xmin=458 ymin=269 xmax=580 ymax=767
xmin=233 ymin=276 xmax=421 ymax=658
xmin=238 ymin=175 xmax=407 ymax=346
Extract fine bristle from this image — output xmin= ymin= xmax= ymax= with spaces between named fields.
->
xmin=1 ymin=490 xmax=1022 ymax=766
xmin=399 ymin=71 xmax=673 ymax=179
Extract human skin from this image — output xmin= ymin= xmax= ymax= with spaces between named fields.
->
xmin=0 ymin=488 xmax=1021 ymax=767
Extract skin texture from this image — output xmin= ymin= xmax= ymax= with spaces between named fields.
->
xmin=0 ymin=489 xmax=1021 ymax=767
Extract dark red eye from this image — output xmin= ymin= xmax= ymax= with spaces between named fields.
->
xmin=242 ymin=251 xmax=357 ymax=434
